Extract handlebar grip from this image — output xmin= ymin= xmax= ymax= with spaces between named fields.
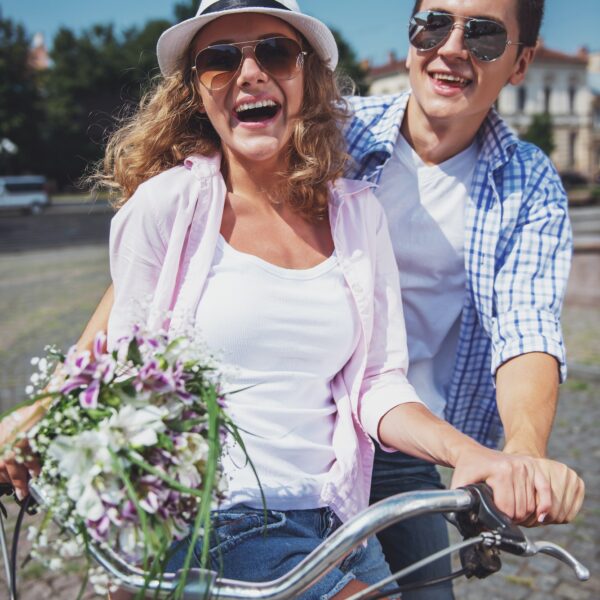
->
xmin=0 ymin=483 xmax=14 ymax=498
xmin=458 ymin=483 xmax=529 ymax=555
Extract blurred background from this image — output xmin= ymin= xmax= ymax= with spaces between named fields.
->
xmin=0 ymin=1 xmax=598 ymax=598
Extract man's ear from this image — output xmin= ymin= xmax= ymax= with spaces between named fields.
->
xmin=508 ymin=46 xmax=536 ymax=86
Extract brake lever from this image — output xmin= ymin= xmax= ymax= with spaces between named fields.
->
xmin=454 ymin=483 xmax=531 ymax=554
xmin=453 ymin=484 xmax=590 ymax=582
xmin=523 ymin=540 xmax=590 ymax=581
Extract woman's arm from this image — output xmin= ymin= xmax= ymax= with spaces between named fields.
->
xmin=75 ymin=284 xmax=114 ymax=351
xmin=0 ymin=285 xmax=115 ymax=498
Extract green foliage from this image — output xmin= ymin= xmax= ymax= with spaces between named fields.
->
xmin=332 ymin=28 xmax=368 ymax=96
xmin=0 ymin=18 xmax=45 ymax=173
xmin=43 ymin=20 xmax=170 ymax=187
xmin=521 ymin=112 xmax=556 ymax=157
xmin=174 ymin=0 xmax=198 ymax=22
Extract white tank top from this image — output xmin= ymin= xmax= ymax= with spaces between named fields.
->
xmin=195 ymin=235 xmax=359 ymax=509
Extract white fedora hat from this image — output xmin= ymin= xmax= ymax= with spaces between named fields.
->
xmin=157 ymin=0 xmax=339 ymax=77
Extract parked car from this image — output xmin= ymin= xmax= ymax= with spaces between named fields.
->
xmin=0 ymin=175 xmax=50 ymax=215
xmin=559 ymin=171 xmax=589 ymax=190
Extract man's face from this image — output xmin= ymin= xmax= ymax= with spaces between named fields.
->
xmin=406 ymin=0 xmax=535 ymax=126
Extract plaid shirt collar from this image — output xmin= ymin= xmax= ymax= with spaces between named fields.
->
xmin=347 ymin=91 xmax=521 ymax=180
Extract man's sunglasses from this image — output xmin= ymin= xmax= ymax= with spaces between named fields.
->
xmin=409 ymin=10 xmax=524 ymax=62
xmin=192 ymin=36 xmax=307 ymax=91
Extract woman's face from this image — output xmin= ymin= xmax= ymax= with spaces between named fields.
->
xmin=191 ymin=14 xmax=305 ymax=169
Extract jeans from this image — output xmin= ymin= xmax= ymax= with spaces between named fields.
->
xmin=167 ymin=505 xmax=397 ymax=600
xmin=370 ymin=446 xmax=456 ymax=600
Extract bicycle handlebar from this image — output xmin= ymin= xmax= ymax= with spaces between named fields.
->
xmin=24 ymin=482 xmax=590 ymax=599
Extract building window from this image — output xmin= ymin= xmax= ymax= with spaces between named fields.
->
xmin=569 ymin=131 xmax=577 ymax=168
xmin=544 ymin=87 xmax=552 ymax=113
xmin=517 ymin=87 xmax=527 ymax=112
xmin=569 ymin=87 xmax=577 ymax=114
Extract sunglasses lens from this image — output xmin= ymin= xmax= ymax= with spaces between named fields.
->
xmin=255 ymin=37 xmax=304 ymax=79
xmin=195 ymin=45 xmax=241 ymax=90
xmin=465 ymin=19 xmax=508 ymax=61
xmin=409 ymin=11 xmax=453 ymax=51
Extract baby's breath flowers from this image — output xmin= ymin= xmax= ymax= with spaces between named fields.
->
xmin=1 ymin=324 xmax=239 ymax=598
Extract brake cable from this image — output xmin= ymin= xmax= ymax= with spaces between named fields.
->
xmin=345 ymin=534 xmax=489 ymax=600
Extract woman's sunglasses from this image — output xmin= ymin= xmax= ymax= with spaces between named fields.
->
xmin=409 ymin=10 xmax=524 ymax=62
xmin=192 ymin=36 xmax=307 ymax=91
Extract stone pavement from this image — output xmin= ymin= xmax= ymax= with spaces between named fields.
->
xmin=0 ymin=237 xmax=598 ymax=598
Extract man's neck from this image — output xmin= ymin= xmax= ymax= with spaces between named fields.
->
xmin=401 ymin=97 xmax=487 ymax=165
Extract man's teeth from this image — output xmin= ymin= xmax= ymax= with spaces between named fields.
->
xmin=236 ymin=100 xmax=278 ymax=113
xmin=432 ymin=73 xmax=469 ymax=85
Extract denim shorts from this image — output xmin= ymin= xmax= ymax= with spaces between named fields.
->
xmin=167 ymin=505 xmax=397 ymax=600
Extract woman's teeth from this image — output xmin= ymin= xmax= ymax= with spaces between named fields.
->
xmin=235 ymin=99 xmax=281 ymax=121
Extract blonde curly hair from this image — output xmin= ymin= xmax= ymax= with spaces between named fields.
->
xmin=90 ymin=36 xmax=350 ymax=222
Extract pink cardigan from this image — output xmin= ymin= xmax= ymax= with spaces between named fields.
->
xmin=108 ymin=154 xmax=422 ymax=522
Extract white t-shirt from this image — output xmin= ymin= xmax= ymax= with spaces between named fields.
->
xmin=195 ymin=235 xmax=359 ymax=509
xmin=377 ymin=134 xmax=479 ymax=417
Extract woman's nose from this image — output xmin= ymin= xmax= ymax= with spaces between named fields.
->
xmin=236 ymin=47 xmax=268 ymax=86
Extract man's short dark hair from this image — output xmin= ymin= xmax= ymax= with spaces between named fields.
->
xmin=410 ymin=0 xmax=545 ymax=47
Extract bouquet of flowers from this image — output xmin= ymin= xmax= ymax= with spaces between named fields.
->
xmin=1 ymin=324 xmax=246 ymax=598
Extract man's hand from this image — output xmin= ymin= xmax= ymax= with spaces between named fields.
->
xmin=504 ymin=451 xmax=585 ymax=526
xmin=451 ymin=445 xmax=584 ymax=525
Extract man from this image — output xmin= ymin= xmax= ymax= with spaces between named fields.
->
xmin=345 ymin=0 xmax=583 ymax=597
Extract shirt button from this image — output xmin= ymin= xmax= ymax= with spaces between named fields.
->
xmin=352 ymin=283 xmax=362 ymax=294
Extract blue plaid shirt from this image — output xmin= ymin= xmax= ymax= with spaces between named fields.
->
xmin=344 ymin=92 xmax=572 ymax=448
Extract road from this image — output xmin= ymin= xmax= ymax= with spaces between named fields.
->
xmin=1 ymin=199 xmax=599 ymax=253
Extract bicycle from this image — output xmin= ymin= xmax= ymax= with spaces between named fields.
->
xmin=0 ymin=482 xmax=591 ymax=599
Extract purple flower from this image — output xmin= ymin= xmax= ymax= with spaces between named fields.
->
xmin=79 ymin=379 xmax=100 ymax=409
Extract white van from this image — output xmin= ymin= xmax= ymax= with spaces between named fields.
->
xmin=0 ymin=176 xmax=50 ymax=215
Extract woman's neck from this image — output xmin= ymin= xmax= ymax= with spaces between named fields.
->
xmin=222 ymin=150 xmax=287 ymax=208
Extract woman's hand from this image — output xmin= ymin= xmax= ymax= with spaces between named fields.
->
xmin=451 ymin=446 xmax=585 ymax=525
xmin=0 ymin=405 xmax=43 ymax=500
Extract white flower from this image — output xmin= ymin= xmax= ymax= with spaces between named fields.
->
xmin=173 ymin=433 xmax=210 ymax=488
xmin=118 ymin=523 xmax=140 ymax=559
xmin=47 ymin=430 xmax=111 ymax=482
xmin=75 ymin=484 xmax=105 ymax=521
xmin=104 ymin=405 xmax=167 ymax=449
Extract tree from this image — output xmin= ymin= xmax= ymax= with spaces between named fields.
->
xmin=0 ymin=17 xmax=44 ymax=173
xmin=174 ymin=1 xmax=198 ymax=22
xmin=42 ymin=20 xmax=170 ymax=187
xmin=521 ymin=113 xmax=556 ymax=157
xmin=332 ymin=29 xmax=368 ymax=96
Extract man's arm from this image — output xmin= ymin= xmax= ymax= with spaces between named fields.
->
xmin=489 ymin=148 xmax=580 ymax=524
xmin=495 ymin=352 xmax=584 ymax=525
xmin=496 ymin=352 xmax=558 ymax=458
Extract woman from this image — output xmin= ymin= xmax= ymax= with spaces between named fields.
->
xmin=0 ymin=1 xmax=583 ymax=598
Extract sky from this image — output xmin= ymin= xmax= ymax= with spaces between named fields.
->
xmin=1 ymin=0 xmax=599 ymax=66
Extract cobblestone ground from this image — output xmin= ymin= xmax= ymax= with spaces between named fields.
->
xmin=0 ymin=243 xmax=598 ymax=598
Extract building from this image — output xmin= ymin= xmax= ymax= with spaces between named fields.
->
xmin=365 ymin=44 xmax=600 ymax=179
xmin=27 ymin=33 xmax=50 ymax=71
